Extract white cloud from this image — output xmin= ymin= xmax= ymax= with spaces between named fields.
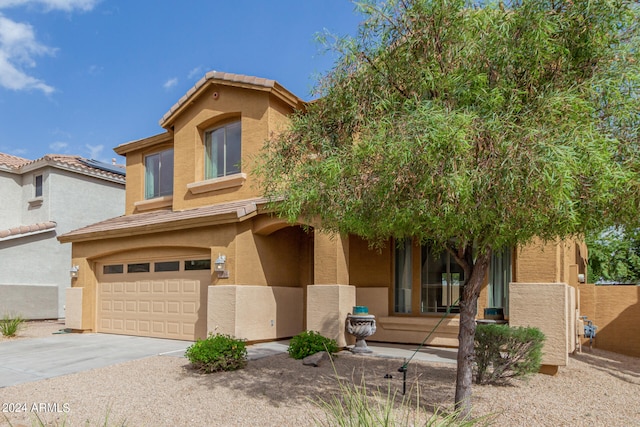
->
xmin=84 ymin=143 xmax=103 ymax=160
xmin=0 ymin=0 xmax=99 ymax=12
xmin=0 ymin=15 xmax=54 ymax=93
xmin=0 ymin=1 xmax=99 ymax=94
xmin=163 ymin=77 xmax=178 ymax=90
xmin=187 ymin=66 xmax=203 ymax=80
xmin=49 ymin=141 xmax=67 ymax=152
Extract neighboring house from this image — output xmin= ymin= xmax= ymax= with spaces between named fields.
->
xmin=0 ymin=153 xmax=125 ymax=319
xmin=59 ymin=71 xmax=585 ymax=370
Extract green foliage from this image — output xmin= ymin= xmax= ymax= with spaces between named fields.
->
xmin=288 ymin=330 xmax=339 ymax=360
xmin=0 ymin=314 xmax=24 ymax=337
xmin=257 ymin=0 xmax=639 ymax=416
xmin=586 ymin=227 xmax=640 ymax=284
xmin=185 ymin=333 xmax=247 ymax=373
xmin=474 ymin=324 xmax=545 ymax=385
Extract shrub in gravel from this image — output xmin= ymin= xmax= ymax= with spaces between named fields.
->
xmin=0 ymin=313 xmax=24 ymax=337
xmin=287 ymin=330 xmax=339 ymax=360
xmin=185 ymin=333 xmax=247 ymax=373
xmin=474 ymin=324 xmax=545 ymax=385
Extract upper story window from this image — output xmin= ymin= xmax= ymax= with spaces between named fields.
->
xmin=144 ymin=149 xmax=174 ymax=199
xmin=205 ymin=121 xmax=241 ymax=179
xmin=35 ymin=175 xmax=43 ymax=197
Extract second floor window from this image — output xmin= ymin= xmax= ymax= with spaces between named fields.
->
xmin=205 ymin=121 xmax=241 ymax=179
xmin=35 ymin=175 xmax=43 ymax=197
xmin=145 ymin=149 xmax=174 ymax=199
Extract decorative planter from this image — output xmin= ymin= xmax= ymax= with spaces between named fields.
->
xmin=346 ymin=313 xmax=376 ymax=353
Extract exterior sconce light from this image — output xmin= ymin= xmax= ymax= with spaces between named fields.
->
xmin=70 ymin=265 xmax=79 ymax=279
xmin=214 ymin=254 xmax=229 ymax=279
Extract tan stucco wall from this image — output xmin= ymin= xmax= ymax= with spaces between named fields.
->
xmin=307 ymin=284 xmax=356 ymax=347
xmin=235 ymin=222 xmax=311 ymax=287
xmin=64 ymin=287 xmax=84 ymax=330
xmin=509 ymin=282 xmax=572 ymax=368
xmin=349 ymin=236 xmax=391 ymax=287
xmin=578 ymin=284 xmax=640 ymax=357
xmin=314 ymin=232 xmax=350 ymax=285
xmin=207 ymin=285 xmax=303 ymax=341
xmin=172 ymin=85 xmax=272 ymax=210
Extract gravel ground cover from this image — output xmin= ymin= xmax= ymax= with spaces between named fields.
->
xmin=1 ymin=321 xmax=638 ymax=426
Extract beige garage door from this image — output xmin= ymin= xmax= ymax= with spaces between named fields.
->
xmin=97 ymin=262 xmax=210 ymax=341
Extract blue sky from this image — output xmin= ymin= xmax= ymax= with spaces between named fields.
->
xmin=0 ymin=0 xmax=362 ymax=163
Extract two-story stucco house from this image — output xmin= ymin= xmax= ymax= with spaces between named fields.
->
xmin=59 ymin=72 xmax=585 ymax=368
xmin=0 ymin=154 xmax=125 ymax=319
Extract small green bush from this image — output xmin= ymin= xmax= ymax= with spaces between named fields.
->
xmin=185 ymin=333 xmax=247 ymax=373
xmin=287 ymin=330 xmax=339 ymax=360
xmin=0 ymin=314 xmax=24 ymax=337
xmin=474 ymin=324 xmax=545 ymax=385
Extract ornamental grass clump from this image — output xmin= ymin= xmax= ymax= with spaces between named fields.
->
xmin=287 ymin=330 xmax=339 ymax=360
xmin=474 ymin=324 xmax=545 ymax=385
xmin=0 ymin=314 xmax=24 ymax=337
xmin=185 ymin=333 xmax=247 ymax=373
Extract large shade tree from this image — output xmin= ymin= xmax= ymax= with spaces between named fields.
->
xmin=258 ymin=0 xmax=640 ymax=416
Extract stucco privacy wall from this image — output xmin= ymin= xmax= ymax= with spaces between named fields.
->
xmin=0 ymin=284 xmax=57 ymax=319
xmin=578 ymin=284 xmax=640 ymax=357
xmin=510 ymin=283 xmax=575 ymax=371
xmin=65 ymin=287 xmax=83 ymax=330
xmin=207 ymin=285 xmax=303 ymax=341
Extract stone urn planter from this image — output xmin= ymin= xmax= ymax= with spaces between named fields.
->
xmin=346 ymin=313 xmax=377 ymax=353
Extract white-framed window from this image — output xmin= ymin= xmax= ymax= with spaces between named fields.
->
xmin=144 ymin=149 xmax=174 ymax=199
xmin=205 ymin=121 xmax=241 ymax=179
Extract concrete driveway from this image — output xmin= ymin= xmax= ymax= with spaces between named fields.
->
xmin=0 ymin=333 xmax=192 ymax=388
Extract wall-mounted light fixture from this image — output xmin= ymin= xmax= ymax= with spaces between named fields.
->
xmin=70 ymin=265 xmax=79 ymax=279
xmin=214 ymin=254 xmax=229 ymax=278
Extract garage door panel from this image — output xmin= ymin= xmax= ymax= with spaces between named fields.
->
xmin=138 ymin=320 xmax=150 ymax=333
xmin=98 ymin=275 xmax=207 ymax=341
xmin=113 ymin=300 xmax=124 ymax=312
xmin=167 ymin=280 xmax=180 ymax=293
xmin=125 ymin=319 xmax=137 ymax=332
xmin=138 ymin=301 xmax=151 ymax=313
xmin=152 ymin=281 xmax=164 ymax=293
xmin=152 ymin=301 xmax=164 ymax=313
xmin=139 ymin=281 xmax=151 ymax=293
xmin=183 ymin=302 xmax=197 ymax=314
xmin=183 ymin=280 xmax=197 ymax=293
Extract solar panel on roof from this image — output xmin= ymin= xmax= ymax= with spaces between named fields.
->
xmin=79 ymin=158 xmax=126 ymax=176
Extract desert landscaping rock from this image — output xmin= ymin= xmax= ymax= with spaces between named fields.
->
xmin=0 ymin=322 xmax=638 ymax=426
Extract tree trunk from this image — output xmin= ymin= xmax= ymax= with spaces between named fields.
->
xmin=454 ymin=252 xmax=491 ymax=419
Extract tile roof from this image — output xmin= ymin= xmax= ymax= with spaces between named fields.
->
xmin=58 ymin=197 xmax=271 ymax=243
xmin=159 ymin=70 xmax=303 ymax=127
xmin=0 ymin=153 xmax=31 ymax=168
xmin=0 ymin=153 xmax=125 ymax=183
xmin=0 ymin=221 xmax=57 ymax=241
